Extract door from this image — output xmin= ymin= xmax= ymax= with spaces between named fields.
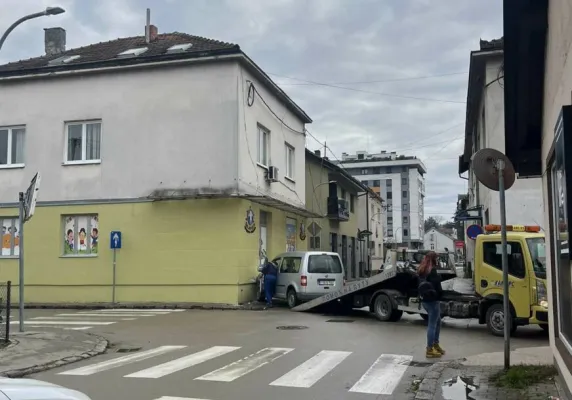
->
xmin=480 ymin=240 xmax=530 ymax=318
xmin=350 ymin=237 xmax=356 ymax=279
xmin=305 ymin=253 xmax=344 ymax=294
xmin=341 ymin=235 xmax=348 ymax=279
xmin=277 ymin=256 xmax=302 ymax=298
xmin=271 ymin=257 xmax=284 ymax=299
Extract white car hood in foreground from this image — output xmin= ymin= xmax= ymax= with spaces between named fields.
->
xmin=0 ymin=378 xmax=91 ymax=400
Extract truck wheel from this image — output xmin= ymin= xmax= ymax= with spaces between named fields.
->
xmin=287 ymin=288 xmax=298 ymax=309
xmin=372 ymin=294 xmax=402 ymax=322
xmin=486 ymin=303 xmax=517 ymax=337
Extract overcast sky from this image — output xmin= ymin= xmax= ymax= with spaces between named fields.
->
xmin=0 ymin=0 xmax=502 ymax=221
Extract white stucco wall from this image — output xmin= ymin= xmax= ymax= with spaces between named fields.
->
xmin=357 ymin=194 xmax=384 ymax=269
xmin=541 ymin=0 xmax=572 ymax=390
xmin=237 ymin=67 xmax=306 ymax=207
xmin=468 ymin=57 xmax=543 ymax=227
xmin=409 ymin=168 xmax=423 ymax=240
xmin=0 ymin=60 xmax=308 ymax=206
xmin=423 ymin=228 xmax=454 ymax=252
xmin=0 ymin=63 xmax=241 ymax=202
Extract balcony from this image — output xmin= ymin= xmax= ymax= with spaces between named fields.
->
xmin=327 ymin=197 xmax=350 ymax=221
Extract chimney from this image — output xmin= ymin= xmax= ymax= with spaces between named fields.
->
xmin=44 ymin=27 xmax=66 ymax=56
xmin=145 ymin=8 xmax=158 ymax=43
xmin=314 ymin=150 xmax=321 ymax=157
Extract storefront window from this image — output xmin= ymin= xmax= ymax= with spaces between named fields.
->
xmin=551 ymin=107 xmax=572 ymax=344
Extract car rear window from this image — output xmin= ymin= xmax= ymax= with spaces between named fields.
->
xmin=308 ymin=254 xmax=343 ymax=274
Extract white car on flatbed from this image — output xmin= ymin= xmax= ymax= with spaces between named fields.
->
xmin=0 ymin=378 xmax=91 ymax=400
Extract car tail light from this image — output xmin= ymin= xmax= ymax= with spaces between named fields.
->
xmin=301 ymin=275 xmax=307 ymax=287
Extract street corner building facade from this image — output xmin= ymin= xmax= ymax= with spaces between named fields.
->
xmin=0 ymin=25 xmax=317 ymax=306
xmin=304 ymin=149 xmax=384 ymax=279
xmin=504 ymin=0 xmax=572 ymax=396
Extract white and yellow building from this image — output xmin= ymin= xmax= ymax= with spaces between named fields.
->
xmin=0 ymin=26 xmax=318 ymax=306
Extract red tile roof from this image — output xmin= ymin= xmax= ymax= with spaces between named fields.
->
xmin=0 ymin=32 xmax=239 ymax=74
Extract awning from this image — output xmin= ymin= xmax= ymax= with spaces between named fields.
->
xmin=147 ymin=189 xmax=323 ymax=219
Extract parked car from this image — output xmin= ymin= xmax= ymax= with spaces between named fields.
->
xmin=0 ymin=378 xmax=91 ymax=400
xmin=257 ymin=251 xmax=345 ymax=308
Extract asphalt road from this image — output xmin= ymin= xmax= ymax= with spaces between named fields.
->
xmin=25 ymin=306 xmax=548 ymax=400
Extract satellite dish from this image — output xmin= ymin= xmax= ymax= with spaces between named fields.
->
xmin=471 ymin=148 xmax=516 ymax=191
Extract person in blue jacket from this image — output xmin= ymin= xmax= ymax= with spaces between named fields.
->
xmin=261 ymin=259 xmax=278 ymax=308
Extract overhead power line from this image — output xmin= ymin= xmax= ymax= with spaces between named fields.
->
xmin=267 ymin=73 xmax=466 ymax=104
xmin=272 ymin=71 xmax=468 ymax=86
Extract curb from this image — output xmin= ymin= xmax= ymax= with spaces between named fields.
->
xmin=10 ymin=302 xmax=266 ymax=311
xmin=0 ymin=333 xmax=109 ymax=378
xmin=414 ymin=360 xmax=459 ymax=400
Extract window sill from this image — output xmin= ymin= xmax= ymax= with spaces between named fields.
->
xmin=256 ymin=162 xmax=269 ymax=170
xmin=63 ymin=160 xmax=101 ymax=166
xmin=0 ymin=256 xmax=18 ymax=259
xmin=285 ymin=176 xmax=295 ymax=184
xmin=60 ymin=254 xmax=98 ymax=259
xmin=0 ymin=164 xmax=25 ymax=170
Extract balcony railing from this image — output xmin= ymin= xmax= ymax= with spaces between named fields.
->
xmin=327 ymin=197 xmax=350 ymax=221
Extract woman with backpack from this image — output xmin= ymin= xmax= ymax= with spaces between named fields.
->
xmin=417 ymin=251 xmax=445 ymax=358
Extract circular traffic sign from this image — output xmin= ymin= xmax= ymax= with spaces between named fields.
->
xmin=466 ymin=224 xmax=483 ymax=240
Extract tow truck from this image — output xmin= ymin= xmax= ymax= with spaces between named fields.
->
xmin=292 ymin=224 xmax=548 ymax=336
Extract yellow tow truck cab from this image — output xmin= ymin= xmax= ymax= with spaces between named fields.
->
xmin=473 ymin=224 xmax=548 ymax=335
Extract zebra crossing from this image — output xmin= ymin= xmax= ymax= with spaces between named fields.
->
xmin=56 ymin=344 xmax=416 ymax=396
xmin=12 ymin=309 xmax=185 ymax=331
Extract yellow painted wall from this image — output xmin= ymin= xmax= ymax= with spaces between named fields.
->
xmin=0 ymin=198 xmax=304 ymax=305
xmin=305 ymin=159 xmax=360 ymax=248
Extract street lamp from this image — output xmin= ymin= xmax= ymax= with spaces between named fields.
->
xmin=0 ymin=6 xmax=66 ymax=53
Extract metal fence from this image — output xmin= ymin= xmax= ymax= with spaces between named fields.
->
xmin=0 ymin=281 xmax=11 ymax=344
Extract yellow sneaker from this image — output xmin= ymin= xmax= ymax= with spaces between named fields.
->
xmin=426 ymin=346 xmax=442 ymax=358
xmin=433 ymin=343 xmax=446 ymax=355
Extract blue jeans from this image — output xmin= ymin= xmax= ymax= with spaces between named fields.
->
xmin=264 ymin=274 xmax=277 ymax=305
xmin=422 ymin=301 xmax=441 ymax=348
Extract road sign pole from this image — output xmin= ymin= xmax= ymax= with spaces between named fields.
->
xmin=497 ymin=159 xmax=511 ymax=370
xmin=18 ymin=192 xmax=24 ymax=332
xmin=112 ymin=248 xmax=117 ymax=304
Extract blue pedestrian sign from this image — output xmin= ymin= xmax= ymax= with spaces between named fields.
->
xmin=110 ymin=231 xmax=122 ymax=249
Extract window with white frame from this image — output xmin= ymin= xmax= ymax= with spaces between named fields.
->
xmin=1 ymin=217 xmax=21 ymax=257
xmin=285 ymin=144 xmax=295 ymax=179
xmin=0 ymin=126 xmax=25 ymax=167
xmin=62 ymin=214 xmax=99 ymax=256
xmin=65 ymin=121 xmax=101 ymax=163
xmin=257 ymin=125 xmax=270 ymax=167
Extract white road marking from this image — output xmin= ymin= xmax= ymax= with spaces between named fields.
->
xmin=57 ymin=313 xmax=156 ymax=317
xmin=59 ymin=346 xmax=187 ymax=376
xmin=269 ymin=350 xmax=351 ymax=388
xmin=349 ymin=354 xmax=412 ymax=395
xmin=26 ymin=326 xmax=92 ymax=331
xmin=126 ymin=346 xmax=241 ymax=379
xmin=97 ymin=309 xmax=183 ymax=312
xmin=155 ymin=397 xmax=210 ymax=400
xmin=11 ymin=321 xmax=115 ymax=325
xmin=33 ymin=316 xmax=136 ymax=321
xmin=195 ymin=347 xmax=293 ymax=382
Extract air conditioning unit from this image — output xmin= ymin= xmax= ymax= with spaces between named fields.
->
xmin=266 ymin=166 xmax=279 ymax=182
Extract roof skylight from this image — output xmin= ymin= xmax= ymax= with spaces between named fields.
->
xmin=48 ymin=55 xmax=81 ymax=66
xmin=166 ymin=43 xmax=193 ymax=53
xmin=117 ymin=47 xmax=148 ymax=58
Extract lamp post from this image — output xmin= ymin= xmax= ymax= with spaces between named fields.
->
xmin=0 ymin=7 xmax=65 ymax=53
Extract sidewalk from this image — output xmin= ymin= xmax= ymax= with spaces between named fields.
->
xmin=0 ymin=330 xmax=108 ymax=378
xmin=414 ymin=346 xmax=567 ymax=400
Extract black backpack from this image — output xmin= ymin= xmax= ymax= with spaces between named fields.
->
xmin=418 ymin=275 xmax=438 ymax=302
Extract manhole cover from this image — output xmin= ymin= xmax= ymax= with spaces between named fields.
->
xmin=326 ymin=319 xmax=355 ymax=323
xmin=276 ymin=325 xmax=308 ymax=330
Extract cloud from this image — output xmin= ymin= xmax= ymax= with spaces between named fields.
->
xmin=0 ymin=0 xmax=502 ymax=221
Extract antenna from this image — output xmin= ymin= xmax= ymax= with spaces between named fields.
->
xmin=471 ymin=147 xmax=515 ymax=370
xmin=145 ymin=8 xmax=151 ymax=43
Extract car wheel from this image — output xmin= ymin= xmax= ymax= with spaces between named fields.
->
xmin=287 ymin=288 xmax=298 ymax=308
xmin=486 ymin=303 xmax=517 ymax=337
xmin=372 ymin=294 xmax=394 ymax=322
